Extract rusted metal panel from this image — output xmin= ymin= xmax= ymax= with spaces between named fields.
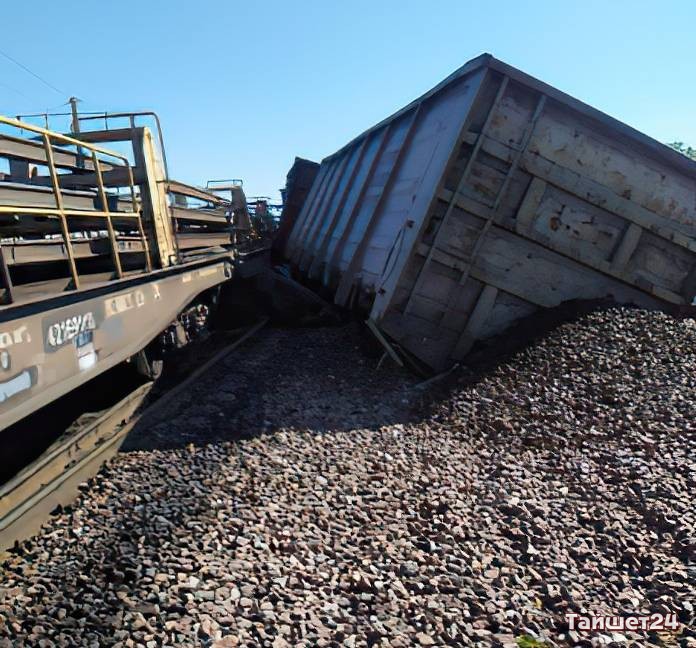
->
xmin=285 ymin=54 xmax=696 ymax=371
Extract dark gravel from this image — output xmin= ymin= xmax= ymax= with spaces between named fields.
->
xmin=0 ymin=309 xmax=694 ymax=647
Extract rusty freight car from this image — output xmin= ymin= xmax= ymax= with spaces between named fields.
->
xmin=284 ymin=53 xmax=696 ymax=371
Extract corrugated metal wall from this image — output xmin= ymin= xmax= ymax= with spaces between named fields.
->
xmin=286 ymin=65 xmax=488 ymax=307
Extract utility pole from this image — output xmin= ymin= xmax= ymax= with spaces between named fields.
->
xmin=69 ymin=96 xmax=84 ymax=169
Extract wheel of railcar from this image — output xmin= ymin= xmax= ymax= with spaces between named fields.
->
xmin=134 ymin=349 xmax=164 ymax=380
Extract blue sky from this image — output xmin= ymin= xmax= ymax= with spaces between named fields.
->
xmin=1 ymin=1 xmax=694 ymax=200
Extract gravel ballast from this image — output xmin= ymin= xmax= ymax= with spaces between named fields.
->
xmin=0 ymin=308 xmax=694 ymax=647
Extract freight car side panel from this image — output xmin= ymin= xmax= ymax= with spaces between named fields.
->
xmin=488 ymin=99 xmax=696 ymax=235
xmin=336 ymin=116 xmax=413 ymax=276
xmin=375 ymin=69 xmax=696 ymax=368
xmin=357 ymin=75 xmax=486 ymax=291
xmin=285 ymin=163 xmax=332 ymax=259
xmin=296 ymin=156 xmax=346 ymax=272
xmin=380 ymin=223 xmax=665 ymax=369
xmin=305 ymin=143 xmax=365 ymax=279
xmin=459 ymin=94 xmax=696 ymax=304
xmin=288 ymin=69 xmax=487 ymax=300
xmin=0 ymin=260 xmax=231 ymax=431
xmin=321 ymin=130 xmax=387 ymax=287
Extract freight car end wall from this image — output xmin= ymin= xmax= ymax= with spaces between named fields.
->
xmin=285 ymin=53 xmax=696 ymax=371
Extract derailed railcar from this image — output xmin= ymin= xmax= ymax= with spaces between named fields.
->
xmin=285 ymin=53 xmax=696 ymax=371
xmin=274 ymin=157 xmax=320 ymax=257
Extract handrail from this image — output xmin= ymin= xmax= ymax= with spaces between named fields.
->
xmin=0 ymin=115 xmax=132 ymax=163
xmin=206 ymin=178 xmax=243 ymax=188
xmin=76 ymin=111 xmax=171 ymax=185
xmin=0 ymin=115 xmax=152 ymax=301
xmin=14 ymin=110 xmax=171 ymax=184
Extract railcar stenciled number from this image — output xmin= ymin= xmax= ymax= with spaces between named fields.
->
xmin=47 ymin=312 xmax=97 ymax=348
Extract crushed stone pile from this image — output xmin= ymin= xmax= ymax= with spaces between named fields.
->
xmin=0 ymin=308 xmax=694 ymax=648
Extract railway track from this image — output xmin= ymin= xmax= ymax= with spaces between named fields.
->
xmin=0 ymin=318 xmax=268 ymax=553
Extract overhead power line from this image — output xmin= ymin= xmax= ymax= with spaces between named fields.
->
xmin=0 ymin=47 xmax=65 ymax=96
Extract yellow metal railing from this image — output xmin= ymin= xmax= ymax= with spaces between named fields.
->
xmin=0 ymin=115 xmax=152 ymax=298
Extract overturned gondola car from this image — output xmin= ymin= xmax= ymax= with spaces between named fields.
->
xmin=284 ymin=53 xmax=696 ymax=371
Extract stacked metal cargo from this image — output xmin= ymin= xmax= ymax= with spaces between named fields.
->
xmin=284 ymin=54 xmax=696 ymax=371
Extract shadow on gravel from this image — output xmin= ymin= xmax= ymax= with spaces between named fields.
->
xmin=0 ymin=364 xmax=145 ymax=485
xmin=122 ymin=323 xmax=419 ymax=452
xmin=122 ymin=300 xmax=627 ymax=454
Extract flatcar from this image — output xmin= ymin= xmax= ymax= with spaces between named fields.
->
xmin=0 ymin=114 xmax=265 ymax=432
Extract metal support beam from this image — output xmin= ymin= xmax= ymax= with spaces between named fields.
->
xmin=403 ymin=75 xmax=510 ymax=316
xmin=334 ymin=105 xmax=423 ymax=306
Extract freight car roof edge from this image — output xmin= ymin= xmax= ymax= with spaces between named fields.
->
xmin=323 ymin=53 xmax=696 ymax=178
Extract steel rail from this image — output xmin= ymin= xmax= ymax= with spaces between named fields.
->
xmin=0 ymin=318 xmax=269 ymax=553
xmin=0 ymin=383 xmax=153 ymax=552
xmin=0 ymin=207 xmax=140 ymax=218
